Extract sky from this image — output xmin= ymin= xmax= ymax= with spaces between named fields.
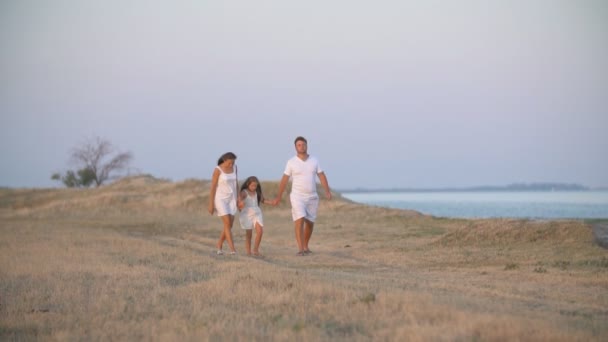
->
xmin=1 ymin=0 xmax=607 ymax=190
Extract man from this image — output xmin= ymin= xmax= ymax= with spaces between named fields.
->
xmin=273 ymin=136 xmax=332 ymax=256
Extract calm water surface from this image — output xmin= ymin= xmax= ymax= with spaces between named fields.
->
xmin=341 ymin=191 xmax=608 ymax=219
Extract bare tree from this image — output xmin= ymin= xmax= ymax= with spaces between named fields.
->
xmin=69 ymin=136 xmax=134 ymax=187
xmin=52 ymin=136 xmax=134 ymax=187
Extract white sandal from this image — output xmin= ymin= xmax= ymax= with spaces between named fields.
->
xmin=216 ymin=250 xmax=224 ymax=255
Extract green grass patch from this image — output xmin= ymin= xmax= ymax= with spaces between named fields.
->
xmin=359 ymin=293 xmax=376 ymax=304
xmin=577 ymin=257 xmax=608 ymax=268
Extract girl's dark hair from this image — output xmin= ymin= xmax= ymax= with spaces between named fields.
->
xmin=240 ymin=176 xmax=263 ymax=205
xmin=217 ymin=152 xmax=237 ymax=166
xmin=294 ymin=136 xmax=307 ymax=145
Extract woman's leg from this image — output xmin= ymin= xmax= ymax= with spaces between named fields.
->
xmin=222 ymin=215 xmax=237 ymax=253
xmin=216 ymin=228 xmax=225 ymax=251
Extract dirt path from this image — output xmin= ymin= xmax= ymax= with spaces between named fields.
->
xmin=148 ymin=230 xmax=608 ymax=337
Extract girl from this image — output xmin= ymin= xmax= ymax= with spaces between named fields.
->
xmin=208 ymin=152 xmax=240 ymax=255
xmin=238 ymin=176 xmax=269 ymax=256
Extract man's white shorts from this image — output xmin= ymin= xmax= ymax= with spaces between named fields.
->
xmin=290 ymin=194 xmax=319 ymax=222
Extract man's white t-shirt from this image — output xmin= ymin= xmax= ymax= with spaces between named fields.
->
xmin=284 ymin=155 xmax=323 ymax=198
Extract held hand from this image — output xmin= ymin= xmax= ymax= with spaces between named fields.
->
xmin=237 ymin=200 xmax=245 ymax=210
xmin=271 ymin=198 xmax=280 ymax=206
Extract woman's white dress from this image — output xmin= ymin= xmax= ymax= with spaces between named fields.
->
xmin=214 ymin=166 xmax=237 ymax=216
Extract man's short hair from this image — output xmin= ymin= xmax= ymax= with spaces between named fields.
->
xmin=294 ymin=136 xmax=307 ymax=145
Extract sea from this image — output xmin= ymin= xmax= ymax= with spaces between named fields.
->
xmin=340 ymin=191 xmax=608 ymax=219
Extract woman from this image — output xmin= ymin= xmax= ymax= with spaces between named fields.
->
xmin=208 ymin=152 xmax=239 ymax=255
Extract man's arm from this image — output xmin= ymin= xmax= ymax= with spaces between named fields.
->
xmin=273 ymin=174 xmax=290 ymax=205
xmin=318 ymin=172 xmax=332 ymax=200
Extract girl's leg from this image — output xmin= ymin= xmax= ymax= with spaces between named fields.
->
xmin=253 ymin=222 xmax=263 ymax=255
xmin=222 ymin=215 xmax=237 ymax=253
xmin=245 ymin=230 xmax=252 ymax=255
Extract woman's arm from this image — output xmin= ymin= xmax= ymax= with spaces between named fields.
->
xmin=208 ymin=168 xmax=220 ymax=214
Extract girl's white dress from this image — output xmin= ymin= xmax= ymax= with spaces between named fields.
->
xmin=214 ymin=166 xmax=237 ymax=216
xmin=239 ymin=191 xmax=264 ymax=230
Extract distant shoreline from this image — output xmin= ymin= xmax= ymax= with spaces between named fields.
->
xmin=338 ymin=183 xmax=608 ymax=193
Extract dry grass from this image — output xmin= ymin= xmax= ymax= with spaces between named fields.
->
xmin=1 ymin=175 xmax=607 ymax=341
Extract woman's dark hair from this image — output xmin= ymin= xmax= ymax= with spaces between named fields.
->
xmin=240 ymin=176 xmax=263 ymax=205
xmin=217 ymin=152 xmax=237 ymax=166
xmin=294 ymin=136 xmax=307 ymax=145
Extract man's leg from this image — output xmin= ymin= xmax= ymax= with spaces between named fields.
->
xmin=302 ymin=196 xmax=318 ymax=253
xmin=303 ymin=219 xmax=314 ymax=253
xmin=290 ymin=195 xmax=307 ymax=255
xmin=294 ymin=218 xmax=305 ymax=254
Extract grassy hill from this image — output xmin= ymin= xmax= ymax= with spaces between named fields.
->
xmin=1 ymin=175 xmax=360 ymax=212
xmin=1 ymin=176 xmax=607 ymax=341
